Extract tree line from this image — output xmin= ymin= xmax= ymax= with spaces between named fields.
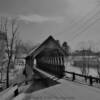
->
xmin=0 ymin=17 xmax=33 ymax=88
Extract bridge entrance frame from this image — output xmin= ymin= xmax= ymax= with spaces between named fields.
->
xmin=25 ymin=36 xmax=67 ymax=78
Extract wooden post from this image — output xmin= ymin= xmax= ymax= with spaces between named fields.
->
xmin=52 ymin=57 xmax=54 ymax=65
xmin=62 ymin=56 xmax=64 ymax=66
xmin=55 ymin=57 xmax=57 ymax=73
xmin=84 ymin=75 xmax=88 ymax=82
xmin=72 ymin=72 xmax=75 ymax=81
xmin=59 ymin=56 xmax=61 ymax=67
xmin=47 ymin=57 xmax=49 ymax=64
xmin=56 ymin=57 xmax=59 ymax=75
xmin=50 ymin=57 xmax=52 ymax=64
xmin=53 ymin=57 xmax=55 ymax=65
xmin=13 ymin=85 xmax=19 ymax=97
xmin=89 ymin=75 xmax=93 ymax=86
xmin=48 ymin=57 xmax=49 ymax=63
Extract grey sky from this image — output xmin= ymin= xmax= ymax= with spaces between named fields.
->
xmin=0 ymin=0 xmax=100 ymax=50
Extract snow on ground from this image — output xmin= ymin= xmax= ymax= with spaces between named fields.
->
xmin=0 ymin=85 xmax=18 ymax=100
xmin=0 ymin=83 xmax=31 ymax=100
xmin=65 ymin=62 xmax=98 ymax=77
xmin=2 ymin=61 xmax=100 ymax=100
xmin=0 ymin=67 xmax=30 ymax=100
xmin=13 ymin=79 xmax=100 ymax=100
xmin=12 ymin=65 xmax=100 ymax=100
xmin=13 ymin=93 xmax=31 ymax=100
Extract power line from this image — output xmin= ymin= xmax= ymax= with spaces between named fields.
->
xmin=68 ymin=16 xmax=100 ymax=43
xmin=52 ymin=5 xmax=100 ymax=39
xmin=68 ymin=8 xmax=100 ymax=43
xmin=40 ymin=5 xmax=100 ymax=44
xmin=65 ymin=6 xmax=100 ymax=33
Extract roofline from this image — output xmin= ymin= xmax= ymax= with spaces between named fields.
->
xmin=25 ymin=35 xmax=66 ymax=59
xmin=26 ymin=35 xmax=54 ymax=58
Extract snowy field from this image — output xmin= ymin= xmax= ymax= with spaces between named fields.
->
xmin=65 ymin=62 xmax=98 ymax=77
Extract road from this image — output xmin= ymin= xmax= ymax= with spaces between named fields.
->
xmin=29 ymin=79 xmax=100 ymax=100
xmin=13 ymin=79 xmax=100 ymax=100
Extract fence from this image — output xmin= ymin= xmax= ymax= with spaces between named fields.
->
xmin=64 ymin=71 xmax=100 ymax=86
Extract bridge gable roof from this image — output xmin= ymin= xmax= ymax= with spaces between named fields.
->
xmin=26 ymin=35 xmax=65 ymax=59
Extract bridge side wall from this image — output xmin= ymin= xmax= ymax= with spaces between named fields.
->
xmin=36 ymin=56 xmax=65 ymax=78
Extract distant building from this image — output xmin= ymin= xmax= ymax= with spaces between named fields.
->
xmin=71 ymin=49 xmax=99 ymax=67
xmin=15 ymin=54 xmax=27 ymax=70
xmin=15 ymin=59 xmax=25 ymax=69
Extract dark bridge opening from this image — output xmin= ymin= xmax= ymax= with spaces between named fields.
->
xmin=36 ymin=48 xmax=65 ymax=78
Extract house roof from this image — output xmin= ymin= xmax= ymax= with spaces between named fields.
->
xmin=26 ymin=35 xmax=66 ymax=59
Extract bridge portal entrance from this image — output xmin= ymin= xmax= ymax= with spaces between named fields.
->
xmin=25 ymin=36 xmax=67 ymax=78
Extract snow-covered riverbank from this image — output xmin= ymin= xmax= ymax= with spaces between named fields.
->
xmin=65 ymin=62 xmax=98 ymax=77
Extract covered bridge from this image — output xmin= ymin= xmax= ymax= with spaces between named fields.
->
xmin=25 ymin=36 xmax=67 ymax=79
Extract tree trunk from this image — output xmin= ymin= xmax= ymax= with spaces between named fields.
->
xmin=6 ymin=58 xmax=11 ymax=88
xmin=1 ymin=72 xmax=2 ymax=82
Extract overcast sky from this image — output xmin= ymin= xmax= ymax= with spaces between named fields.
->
xmin=0 ymin=0 xmax=100 ymax=50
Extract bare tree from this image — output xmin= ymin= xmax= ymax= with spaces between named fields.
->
xmin=14 ymin=39 xmax=22 ymax=63
xmin=62 ymin=41 xmax=70 ymax=56
xmin=96 ymin=57 xmax=100 ymax=78
xmin=0 ymin=39 xmax=6 ymax=82
xmin=0 ymin=17 xmax=19 ymax=88
xmin=79 ymin=49 xmax=90 ymax=77
xmin=77 ymin=41 xmax=93 ymax=76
